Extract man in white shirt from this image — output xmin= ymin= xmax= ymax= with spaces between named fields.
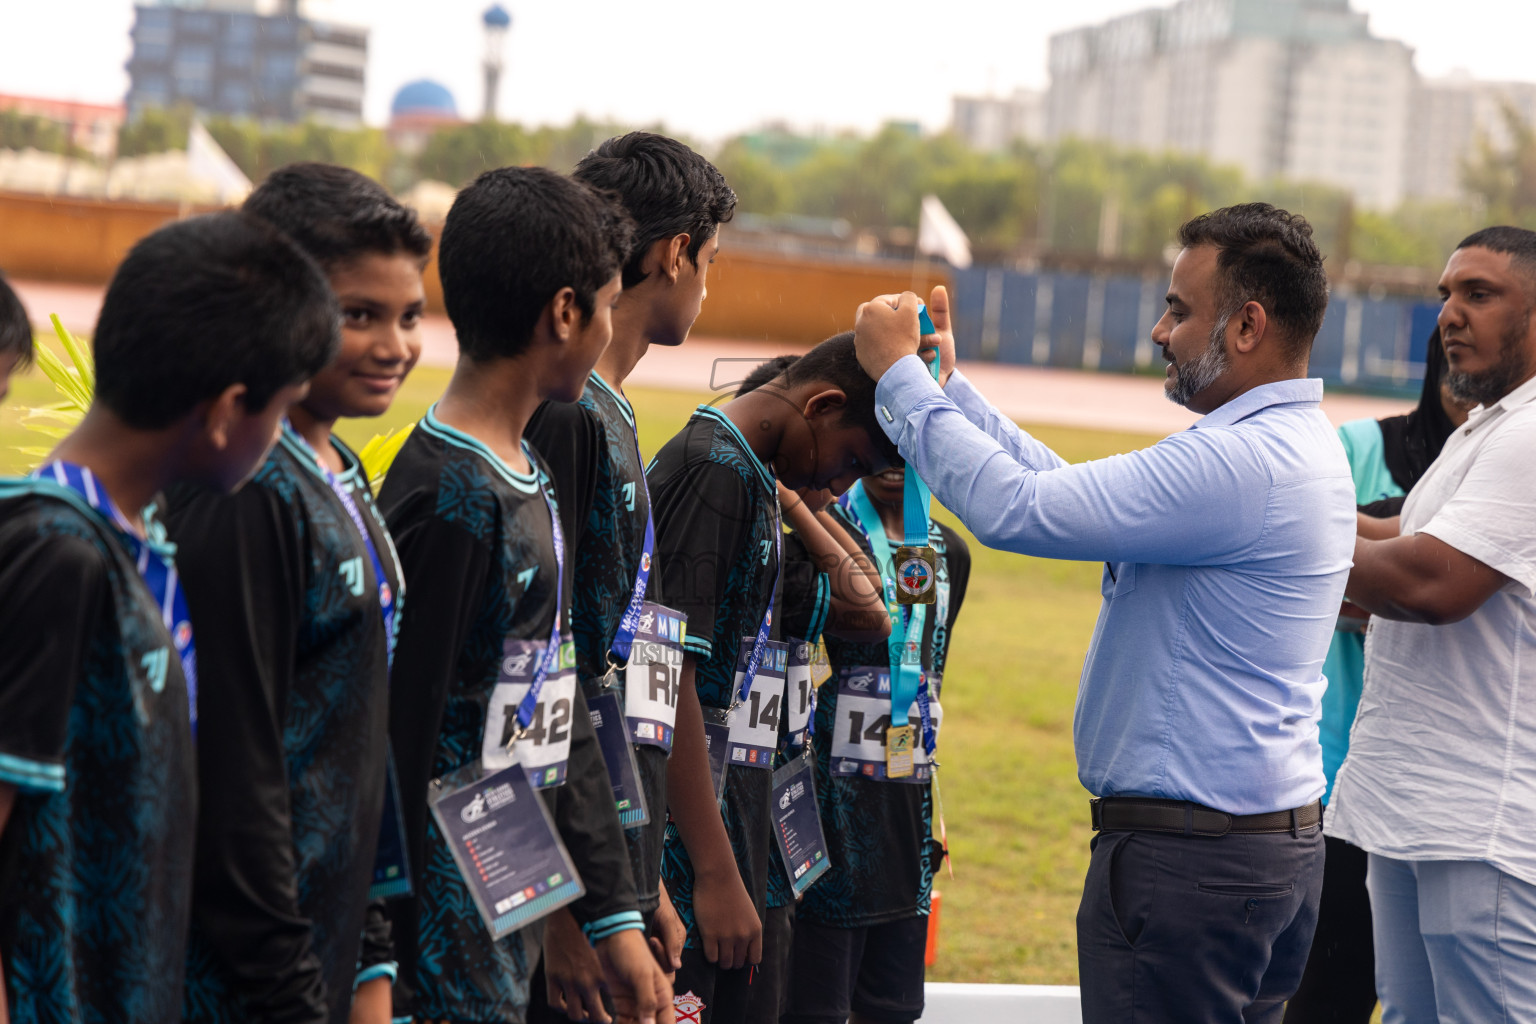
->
xmin=1329 ymin=226 xmax=1536 ymax=1022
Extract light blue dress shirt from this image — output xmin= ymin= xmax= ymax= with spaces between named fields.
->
xmin=874 ymin=357 xmax=1356 ymax=814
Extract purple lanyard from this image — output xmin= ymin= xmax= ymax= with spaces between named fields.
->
xmin=607 ymin=383 xmax=655 ymax=664
xmin=33 ymin=461 xmax=199 ymax=733
xmin=284 ymin=423 xmax=402 ymax=667
xmin=514 ymin=446 xmax=567 ymax=736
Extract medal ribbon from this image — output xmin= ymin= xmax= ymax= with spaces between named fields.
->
xmin=286 ymin=423 xmax=403 ymax=669
xmin=843 ymin=483 xmax=929 ymax=740
xmin=33 ymin=461 xmax=199 ymax=734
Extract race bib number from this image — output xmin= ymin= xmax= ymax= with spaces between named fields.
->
xmin=726 ymin=637 xmax=788 ymax=770
xmin=482 ymin=635 xmax=578 ymax=788
xmin=829 ymin=666 xmax=944 ymax=784
xmin=784 ymin=638 xmax=815 ymax=746
xmin=624 ymin=602 xmax=686 ymax=752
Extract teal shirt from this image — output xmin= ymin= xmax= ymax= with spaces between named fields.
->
xmin=1320 ymin=418 xmax=1404 ymax=803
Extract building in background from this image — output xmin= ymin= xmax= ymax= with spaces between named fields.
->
xmin=124 ymin=0 xmax=367 ymax=126
xmin=1044 ymin=0 xmax=1414 ymax=208
xmin=387 ymin=79 xmax=461 ymax=156
xmin=0 ymin=95 xmax=125 ymax=159
xmin=1407 ymin=72 xmax=1536 ymax=201
xmin=951 ymin=89 xmax=1044 ymax=151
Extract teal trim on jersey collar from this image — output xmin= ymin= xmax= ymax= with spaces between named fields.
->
xmin=692 ymin=404 xmax=775 ymax=495
xmin=277 ymin=420 xmax=364 ymax=489
xmin=419 ymin=404 xmax=541 ymax=494
xmin=588 ymin=372 xmax=636 ymax=430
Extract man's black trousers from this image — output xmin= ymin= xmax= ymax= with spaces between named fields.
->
xmin=1077 ymin=822 xmax=1325 ymax=1022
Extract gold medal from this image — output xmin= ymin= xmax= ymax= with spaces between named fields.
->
xmin=886 ymin=723 xmax=916 ymax=778
xmin=893 ymin=545 xmax=938 ymax=606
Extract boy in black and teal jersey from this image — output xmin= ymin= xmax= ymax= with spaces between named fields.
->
xmin=649 ymin=332 xmax=899 ymax=1024
xmin=0 ymin=271 xmax=31 ymax=403
xmin=524 ymin=132 xmax=737 ymax=1024
xmin=0 ymin=213 xmax=336 ymax=1024
xmin=782 ymin=460 xmax=971 ymax=1024
xmin=162 ymin=164 xmax=433 ymax=1024
xmin=378 ymin=166 xmax=672 ymax=1024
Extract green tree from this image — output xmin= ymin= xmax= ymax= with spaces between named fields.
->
xmin=0 ymin=110 xmax=82 ymax=158
xmin=117 ymin=105 xmax=192 ymax=157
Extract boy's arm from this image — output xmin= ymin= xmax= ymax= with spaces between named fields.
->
xmin=0 ymin=526 xmax=107 ymax=1024
xmin=168 ymin=484 xmax=327 ymax=1023
xmin=379 ymin=515 xmax=490 ymax=1011
xmin=779 ymin=485 xmax=888 ymax=642
xmin=666 ymin=656 xmax=761 ymax=970
xmin=349 ymin=901 xmax=396 ymax=1024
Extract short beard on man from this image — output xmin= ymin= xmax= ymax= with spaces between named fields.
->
xmin=1445 ymin=309 xmax=1535 ymax=407
xmin=1165 ymin=312 xmax=1232 ymax=407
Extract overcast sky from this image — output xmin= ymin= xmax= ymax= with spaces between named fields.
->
xmin=3 ymin=0 xmax=1534 ymax=141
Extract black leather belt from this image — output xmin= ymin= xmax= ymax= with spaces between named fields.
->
xmin=1090 ymin=797 xmax=1323 ymax=838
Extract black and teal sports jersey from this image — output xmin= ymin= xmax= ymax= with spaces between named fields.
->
xmin=647 ymin=405 xmax=782 ymax=945
xmin=0 ymin=484 xmax=196 ymax=1024
xmin=380 ymin=406 xmax=639 ymax=1023
xmin=526 ymin=373 xmax=667 ymax=913
xmin=164 ymin=425 xmax=399 ymax=1024
xmin=799 ymin=507 xmax=970 ymax=929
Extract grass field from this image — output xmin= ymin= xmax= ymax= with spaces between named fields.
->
xmin=0 ymin=359 xmax=1165 ymax=986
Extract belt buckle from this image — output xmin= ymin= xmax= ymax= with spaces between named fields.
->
xmin=1090 ymin=797 xmax=1104 ymax=832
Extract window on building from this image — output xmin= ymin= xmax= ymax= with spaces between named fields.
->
xmin=219 ymin=80 xmax=253 ymax=115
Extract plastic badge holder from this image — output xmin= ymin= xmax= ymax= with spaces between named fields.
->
xmin=772 ymin=750 xmax=831 ymax=898
xmin=429 ymin=759 xmax=585 ymax=940
xmin=587 ymin=689 xmax=649 ymax=827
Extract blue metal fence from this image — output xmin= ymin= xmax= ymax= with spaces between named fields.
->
xmin=948 ymin=266 xmax=1439 ymax=394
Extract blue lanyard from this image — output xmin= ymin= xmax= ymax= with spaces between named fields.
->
xmin=33 ymin=461 xmax=198 ymax=734
xmin=514 ymin=447 xmax=567 ymax=738
xmin=841 ymin=483 xmax=930 ymax=747
xmin=285 ymin=423 xmax=402 ymax=669
xmin=604 ymin=380 xmax=656 ymax=665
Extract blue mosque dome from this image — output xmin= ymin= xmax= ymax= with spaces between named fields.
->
xmin=390 ymin=79 xmax=459 ymax=119
xmin=483 ymin=4 xmax=511 ymax=28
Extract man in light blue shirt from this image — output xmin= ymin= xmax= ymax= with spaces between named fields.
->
xmin=852 ymin=204 xmax=1355 ymax=1023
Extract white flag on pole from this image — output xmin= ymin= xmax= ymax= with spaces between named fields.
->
xmin=187 ymin=120 xmax=253 ymax=205
xmin=917 ymin=193 xmax=972 ymax=269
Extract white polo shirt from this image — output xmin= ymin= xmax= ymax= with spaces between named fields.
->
xmin=1328 ymin=371 xmax=1536 ymax=884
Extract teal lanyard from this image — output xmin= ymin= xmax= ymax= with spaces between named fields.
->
xmin=844 ymin=482 xmax=926 ymax=728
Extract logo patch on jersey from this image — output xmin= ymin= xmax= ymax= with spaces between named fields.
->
xmin=517 ymin=567 xmax=539 ymax=589
xmin=339 ymin=556 xmax=366 ymax=596
xmin=622 ymin=481 xmax=637 ymax=513
xmin=758 ymin=539 xmax=772 ymax=565
xmin=674 ymin=991 xmax=705 ymax=1023
xmin=141 ymin=647 xmax=170 ymax=694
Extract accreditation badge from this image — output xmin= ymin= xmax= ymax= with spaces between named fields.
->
xmin=369 ymin=748 xmax=412 ymax=900
xmin=428 ymin=757 xmax=585 ymax=940
xmin=623 ymin=602 xmax=687 ymax=752
xmin=772 ymin=750 xmax=831 ymax=899
xmin=701 ymin=706 xmax=731 ymax=803
xmin=893 ymin=545 xmax=939 ymax=606
xmin=586 ymin=687 xmax=648 ymax=828
xmin=482 ymin=634 xmax=578 ymax=788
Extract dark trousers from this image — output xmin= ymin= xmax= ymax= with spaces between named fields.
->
xmin=1283 ymin=834 xmax=1377 ymax=1023
xmin=1077 ymin=822 xmax=1325 ymax=1023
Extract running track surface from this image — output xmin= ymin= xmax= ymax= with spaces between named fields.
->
xmin=17 ymin=279 xmax=1412 ymax=438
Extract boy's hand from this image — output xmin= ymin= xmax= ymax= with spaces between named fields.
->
xmin=924 ymin=284 xmax=958 ymax=386
xmin=853 ymin=291 xmax=924 ymax=381
xmin=594 ymin=928 xmax=675 ymax=1024
xmin=347 ymin=977 xmax=392 ymax=1024
xmin=694 ymin=869 xmax=762 ymax=970
xmin=649 ymin=882 xmax=685 ymax=978
xmin=545 ymin=908 xmax=612 ymax=1023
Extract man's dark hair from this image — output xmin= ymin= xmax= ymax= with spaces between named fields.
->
xmin=1456 ymin=226 xmax=1536 ymax=289
xmin=573 ymin=132 xmax=736 ymax=289
xmin=734 ymin=354 xmax=800 ymax=398
xmin=0 ymin=271 xmax=31 ymax=367
xmin=780 ymin=332 xmax=901 ymax=466
xmin=1177 ymin=202 xmax=1329 ymax=361
xmin=243 ymin=162 xmax=433 ymax=271
xmin=438 ymin=166 xmax=635 ymax=362
xmin=94 ymin=212 xmax=339 ymax=429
